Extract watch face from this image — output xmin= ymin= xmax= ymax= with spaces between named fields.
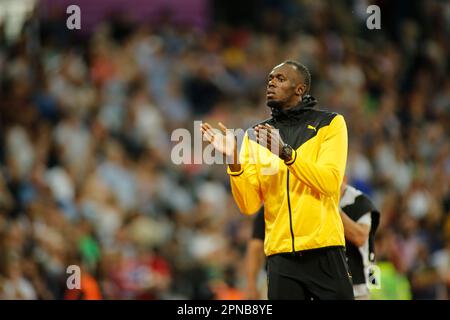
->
xmin=282 ymin=145 xmax=292 ymax=158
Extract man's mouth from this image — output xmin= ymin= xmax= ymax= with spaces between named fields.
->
xmin=267 ymin=90 xmax=275 ymax=97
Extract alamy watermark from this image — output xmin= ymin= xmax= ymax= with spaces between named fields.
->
xmin=171 ymin=121 xmax=282 ymax=175
xmin=63 ymin=4 xmax=381 ymax=34
xmin=366 ymin=5 xmax=381 ymax=30
xmin=66 ymin=5 xmax=81 ymax=30
xmin=66 ymin=265 xmax=81 ymax=290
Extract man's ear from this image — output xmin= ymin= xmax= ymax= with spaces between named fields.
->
xmin=296 ymin=83 xmax=306 ymax=97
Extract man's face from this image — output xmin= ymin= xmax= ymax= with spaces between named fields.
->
xmin=266 ymin=63 xmax=303 ymax=109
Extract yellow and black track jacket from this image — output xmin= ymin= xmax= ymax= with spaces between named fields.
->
xmin=228 ymin=96 xmax=348 ymax=256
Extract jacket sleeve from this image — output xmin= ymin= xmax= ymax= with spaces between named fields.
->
xmin=227 ymin=131 xmax=263 ymax=215
xmin=285 ymin=114 xmax=348 ymax=196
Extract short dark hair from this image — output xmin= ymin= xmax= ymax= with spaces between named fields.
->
xmin=284 ymin=60 xmax=311 ymax=96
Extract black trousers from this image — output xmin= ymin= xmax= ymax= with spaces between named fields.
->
xmin=267 ymin=246 xmax=354 ymax=300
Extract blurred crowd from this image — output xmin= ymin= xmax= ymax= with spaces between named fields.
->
xmin=0 ymin=0 xmax=449 ymax=299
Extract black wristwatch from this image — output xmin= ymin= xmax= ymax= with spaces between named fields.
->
xmin=280 ymin=144 xmax=293 ymax=162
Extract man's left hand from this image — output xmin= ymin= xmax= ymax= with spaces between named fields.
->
xmin=254 ymin=123 xmax=285 ymax=158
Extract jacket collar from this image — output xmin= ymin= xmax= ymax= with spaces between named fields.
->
xmin=270 ymin=95 xmax=317 ymax=121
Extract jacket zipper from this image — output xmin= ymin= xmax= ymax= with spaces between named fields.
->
xmin=286 ymin=171 xmax=296 ymax=254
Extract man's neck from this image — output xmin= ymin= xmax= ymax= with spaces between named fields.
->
xmin=280 ymin=98 xmax=302 ymax=111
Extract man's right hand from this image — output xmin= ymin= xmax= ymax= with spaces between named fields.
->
xmin=200 ymin=122 xmax=241 ymax=172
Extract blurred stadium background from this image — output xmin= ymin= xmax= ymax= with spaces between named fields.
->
xmin=0 ymin=0 xmax=449 ymax=300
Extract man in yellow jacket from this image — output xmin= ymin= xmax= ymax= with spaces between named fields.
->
xmin=201 ymin=60 xmax=353 ymax=299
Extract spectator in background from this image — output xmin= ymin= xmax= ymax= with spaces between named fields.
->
xmin=339 ymin=177 xmax=380 ymax=300
xmin=432 ymin=233 xmax=450 ymax=299
xmin=2 ymin=259 xmax=37 ymax=300
xmin=370 ymin=230 xmax=412 ymax=300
